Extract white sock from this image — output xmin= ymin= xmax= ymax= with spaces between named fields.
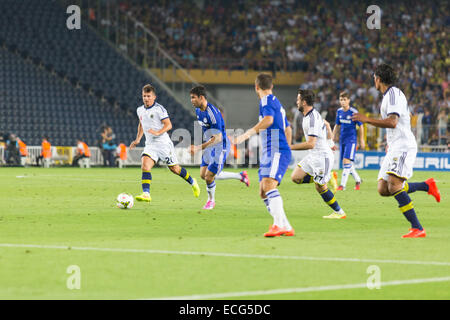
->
xmin=349 ymin=163 xmax=361 ymax=183
xmin=215 ymin=171 xmax=241 ymax=180
xmin=207 ymin=181 xmax=216 ymax=201
xmin=263 ymin=198 xmax=273 ymax=218
xmin=341 ymin=164 xmax=351 ymax=187
xmin=266 ymin=189 xmax=292 ymax=230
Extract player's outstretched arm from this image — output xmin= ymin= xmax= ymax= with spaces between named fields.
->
xmin=233 ymin=116 xmax=274 ymax=145
xmin=358 ymin=124 xmax=366 ymax=150
xmin=189 ymin=133 xmax=223 ymax=155
xmin=130 ymin=122 xmax=143 ymax=150
xmin=352 ymin=113 xmax=398 ymax=129
xmin=332 ymin=124 xmax=340 ymax=143
xmin=290 ymin=135 xmax=317 ymax=150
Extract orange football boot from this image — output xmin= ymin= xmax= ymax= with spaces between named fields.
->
xmin=264 ymin=225 xmax=287 ymax=237
xmin=425 ymin=178 xmax=440 ymax=202
xmin=402 ymin=228 xmax=426 ymax=238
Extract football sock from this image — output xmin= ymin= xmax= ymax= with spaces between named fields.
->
xmin=394 ymin=190 xmax=423 ymax=230
xmin=207 ymin=181 xmax=216 ymax=201
xmin=178 ymin=167 xmax=194 ymax=185
xmin=142 ymin=171 xmax=152 ymax=193
xmin=319 ymin=188 xmax=342 ymax=212
xmin=215 ymin=171 xmax=242 ymax=180
xmin=349 ymin=162 xmax=361 ymax=183
xmin=403 ymin=181 xmax=429 ymax=194
xmin=341 ymin=163 xmax=351 ymax=187
xmin=263 ymin=198 xmax=271 ymax=215
xmin=266 ymin=189 xmax=292 ymax=230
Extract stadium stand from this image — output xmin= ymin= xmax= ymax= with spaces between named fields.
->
xmin=0 ymin=0 xmax=195 ymax=147
xmin=122 ymin=0 xmax=448 ymax=145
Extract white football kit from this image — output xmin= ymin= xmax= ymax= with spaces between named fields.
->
xmin=298 ymin=108 xmax=334 ymax=185
xmin=378 ymin=86 xmax=417 ymax=181
xmin=136 ymin=102 xmax=178 ymax=166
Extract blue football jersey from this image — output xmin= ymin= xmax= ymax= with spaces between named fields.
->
xmin=336 ymin=106 xmax=362 ymax=144
xmin=196 ymin=103 xmax=229 ymax=150
xmin=259 ymin=94 xmax=291 ymax=156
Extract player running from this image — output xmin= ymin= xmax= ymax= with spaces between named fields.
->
xmin=291 ymin=89 xmax=347 ymax=219
xmin=352 ymin=64 xmax=440 ymax=238
xmin=129 ymin=84 xmax=200 ymax=202
xmin=233 ymin=73 xmax=294 ymax=237
xmin=333 ymin=91 xmax=365 ymax=191
xmin=189 ymin=85 xmax=249 ymax=210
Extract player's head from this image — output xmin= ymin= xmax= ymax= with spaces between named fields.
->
xmin=373 ymin=64 xmax=396 ymax=90
xmin=142 ymin=84 xmax=156 ymax=107
xmin=255 ymin=73 xmax=273 ymax=94
xmin=297 ymin=89 xmax=315 ymax=113
xmin=190 ymin=85 xmax=207 ymax=108
xmin=339 ymin=91 xmax=350 ymax=109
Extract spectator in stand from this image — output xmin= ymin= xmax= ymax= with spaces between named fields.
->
xmin=422 ymin=109 xmax=432 ymax=144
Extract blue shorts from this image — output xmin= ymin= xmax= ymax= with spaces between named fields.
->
xmin=258 ymin=151 xmax=292 ymax=184
xmin=340 ymin=142 xmax=357 ymax=162
xmin=201 ymin=144 xmax=229 ymax=175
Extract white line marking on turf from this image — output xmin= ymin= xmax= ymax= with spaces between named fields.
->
xmin=1 ymin=243 xmax=450 ymax=267
xmin=147 ymin=276 xmax=450 ymax=300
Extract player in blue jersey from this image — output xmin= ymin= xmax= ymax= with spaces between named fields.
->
xmin=233 ymin=73 xmax=294 ymax=237
xmin=332 ymin=91 xmax=365 ymax=191
xmin=189 ymin=86 xmax=250 ymax=210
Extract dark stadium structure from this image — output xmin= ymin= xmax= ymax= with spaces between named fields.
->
xmin=0 ymin=0 xmax=195 ymax=147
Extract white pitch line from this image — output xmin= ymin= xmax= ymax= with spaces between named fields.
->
xmin=148 ymin=276 xmax=450 ymax=300
xmin=1 ymin=243 xmax=450 ymax=267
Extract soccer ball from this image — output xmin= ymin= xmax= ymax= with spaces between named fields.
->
xmin=116 ymin=193 xmax=134 ymax=209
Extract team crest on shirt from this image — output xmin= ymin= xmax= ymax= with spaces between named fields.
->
xmin=393 ymin=157 xmax=398 ymax=161
xmin=150 ymin=114 xmax=154 ymax=119
xmin=203 ymin=118 xmax=207 ymax=123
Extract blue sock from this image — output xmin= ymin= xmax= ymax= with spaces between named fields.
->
xmin=179 ymin=167 xmax=194 ymax=185
xmin=404 ymin=181 xmax=429 ymax=194
xmin=142 ymin=171 xmax=152 ymax=193
xmin=319 ymin=188 xmax=341 ymax=212
xmin=394 ymin=190 xmax=423 ymax=230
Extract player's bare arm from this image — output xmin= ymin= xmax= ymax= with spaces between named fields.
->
xmin=352 ymin=113 xmax=398 ymax=129
xmin=358 ymin=124 xmax=366 ymax=150
xmin=189 ymin=132 xmax=223 ymax=155
xmin=233 ymin=115 xmax=274 ymax=145
xmin=290 ymin=135 xmax=317 ymax=150
xmin=285 ymin=125 xmax=292 ymax=147
xmin=332 ymin=124 xmax=340 ymax=143
xmin=148 ymin=118 xmax=172 ymax=136
xmin=130 ymin=122 xmax=143 ymax=150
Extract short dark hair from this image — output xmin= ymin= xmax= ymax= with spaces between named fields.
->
xmin=374 ymin=64 xmax=396 ymax=86
xmin=190 ymin=85 xmax=207 ymax=98
xmin=339 ymin=91 xmax=350 ymax=99
xmin=256 ymin=73 xmax=273 ymax=90
xmin=142 ymin=84 xmax=156 ymax=94
xmin=297 ymin=89 xmax=315 ymax=106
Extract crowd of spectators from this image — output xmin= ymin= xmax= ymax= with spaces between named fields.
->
xmin=115 ymin=0 xmax=449 ymax=146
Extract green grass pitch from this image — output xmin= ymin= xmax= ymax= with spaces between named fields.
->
xmin=0 ymin=167 xmax=448 ymax=299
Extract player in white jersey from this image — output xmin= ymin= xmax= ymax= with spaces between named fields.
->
xmin=290 ymin=89 xmax=346 ymax=219
xmin=129 ymin=84 xmax=200 ymax=202
xmin=353 ymin=64 xmax=440 ymax=238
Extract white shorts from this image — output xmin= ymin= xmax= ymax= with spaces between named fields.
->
xmin=298 ymin=152 xmax=334 ymax=186
xmin=378 ymin=147 xmax=417 ymax=181
xmin=142 ymin=141 xmax=178 ymax=166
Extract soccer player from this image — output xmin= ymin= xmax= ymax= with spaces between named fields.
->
xmin=291 ymin=89 xmax=347 ymax=219
xmin=352 ymin=64 xmax=441 ymax=238
xmin=129 ymin=84 xmax=200 ymax=202
xmin=233 ymin=73 xmax=294 ymax=237
xmin=189 ymin=85 xmax=249 ymax=210
xmin=333 ymin=91 xmax=365 ymax=190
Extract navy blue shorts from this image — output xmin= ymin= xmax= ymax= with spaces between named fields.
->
xmin=258 ymin=151 xmax=292 ymax=184
xmin=201 ymin=144 xmax=229 ymax=175
xmin=340 ymin=142 xmax=357 ymax=162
